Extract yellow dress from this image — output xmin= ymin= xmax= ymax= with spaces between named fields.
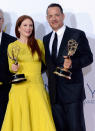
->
xmin=1 ymin=40 xmax=56 ymax=131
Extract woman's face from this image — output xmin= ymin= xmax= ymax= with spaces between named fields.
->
xmin=18 ymin=18 xmax=33 ymax=38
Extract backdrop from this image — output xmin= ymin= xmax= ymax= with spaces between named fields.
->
xmin=1 ymin=0 xmax=95 ymax=131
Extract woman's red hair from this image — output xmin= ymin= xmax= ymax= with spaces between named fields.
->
xmin=15 ymin=15 xmax=41 ymax=60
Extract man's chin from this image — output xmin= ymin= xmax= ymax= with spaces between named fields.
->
xmin=52 ymin=27 xmax=59 ymax=31
xmin=50 ymin=24 xmax=57 ymax=29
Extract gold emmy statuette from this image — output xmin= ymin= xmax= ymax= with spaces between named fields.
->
xmin=8 ymin=45 xmax=26 ymax=83
xmin=54 ymin=39 xmax=78 ymax=79
xmin=0 ymin=82 xmax=3 ymax=85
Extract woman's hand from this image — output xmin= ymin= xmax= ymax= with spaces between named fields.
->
xmin=11 ymin=64 xmax=19 ymax=72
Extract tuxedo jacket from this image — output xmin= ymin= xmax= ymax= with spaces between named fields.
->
xmin=0 ymin=32 xmax=16 ymax=102
xmin=43 ymin=26 xmax=93 ymax=105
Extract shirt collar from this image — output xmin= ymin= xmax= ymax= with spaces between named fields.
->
xmin=53 ymin=25 xmax=66 ymax=36
xmin=0 ymin=31 xmax=2 ymax=43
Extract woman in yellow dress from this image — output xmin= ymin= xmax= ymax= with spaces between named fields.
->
xmin=1 ymin=15 xmax=56 ymax=131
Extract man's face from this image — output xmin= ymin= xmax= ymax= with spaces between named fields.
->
xmin=47 ymin=7 xmax=64 ymax=31
xmin=0 ymin=12 xmax=4 ymax=32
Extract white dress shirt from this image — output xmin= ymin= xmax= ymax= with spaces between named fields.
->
xmin=49 ymin=25 xmax=66 ymax=56
xmin=0 ymin=31 xmax=2 ymax=45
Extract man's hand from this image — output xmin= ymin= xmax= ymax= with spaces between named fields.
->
xmin=63 ymin=56 xmax=72 ymax=69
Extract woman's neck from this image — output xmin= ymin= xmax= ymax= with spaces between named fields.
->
xmin=19 ymin=36 xmax=28 ymax=44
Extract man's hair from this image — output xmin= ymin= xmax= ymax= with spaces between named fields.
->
xmin=46 ymin=3 xmax=63 ymax=14
xmin=0 ymin=9 xmax=4 ymax=18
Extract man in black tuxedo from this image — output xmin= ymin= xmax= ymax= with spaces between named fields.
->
xmin=43 ymin=3 xmax=93 ymax=131
xmin=0 ymin=9 xmax=16 ymax=129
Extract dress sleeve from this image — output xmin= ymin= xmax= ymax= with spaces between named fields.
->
xmin=37 ymin=39 xmax=45 ymax=64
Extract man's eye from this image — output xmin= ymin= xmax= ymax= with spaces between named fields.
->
xmin=56 ymin=14 xmax=60 ymax=16
xmin=0 ymin=18 xmax=3 ymax=20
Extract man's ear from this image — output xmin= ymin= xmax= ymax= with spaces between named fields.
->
xmin=46 ymin=15 xmax=49 ymax=22
xmin=63 ymin=13 xmax=65 ymax=21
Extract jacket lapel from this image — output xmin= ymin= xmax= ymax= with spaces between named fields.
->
xmin=45 ymin=32 xmax=52 ymax=58
xmin=1 ymin=32 xmax=6 ymax=47
xmin=57 ymin=26 xmax=71 ymax=58
xmin=0 ymin=32 xmax=5 ymax=52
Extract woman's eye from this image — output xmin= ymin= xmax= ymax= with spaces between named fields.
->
xmin=30 ymin=24 xmax=33 ymax=27
xmin=24 ymin=24 xmax=27 ymax=26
